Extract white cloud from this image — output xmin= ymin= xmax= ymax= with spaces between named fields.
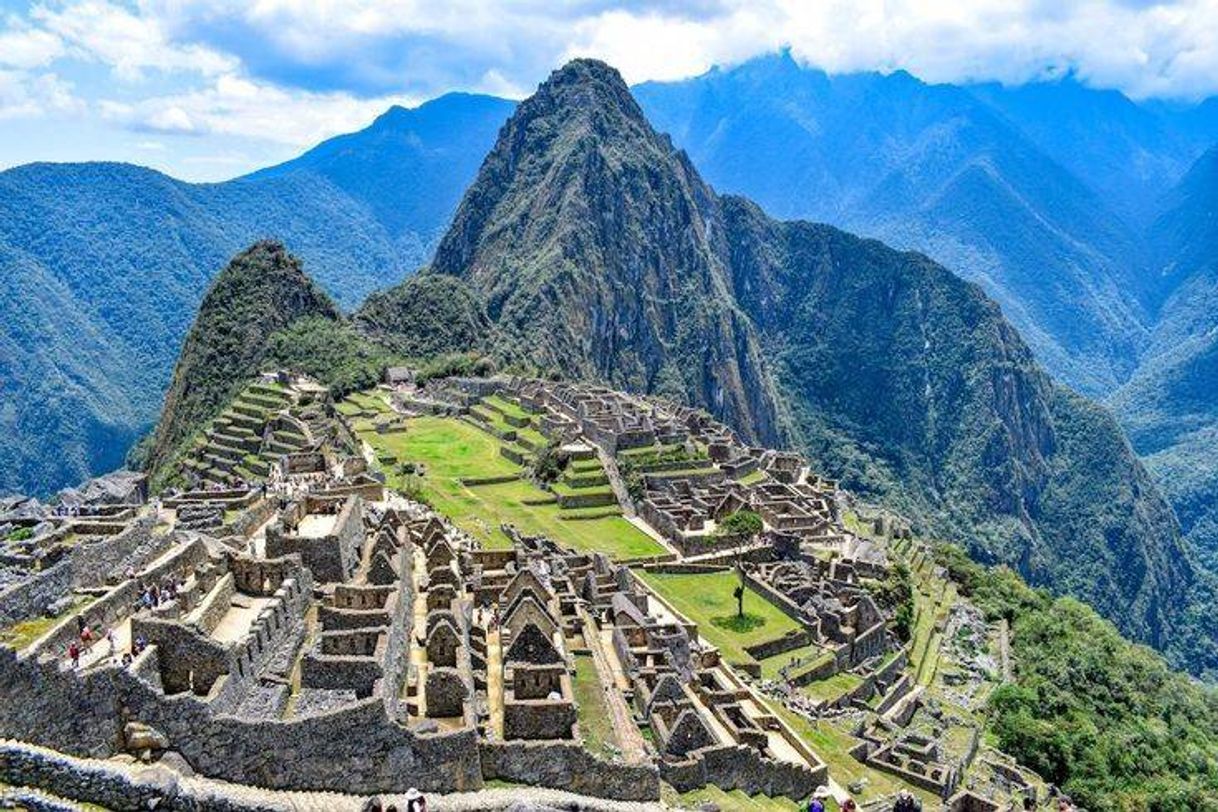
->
xmin=100 ymin=72 xmax=418 ymax=145
xmin=7 ymin=0 xmax=1218 ymax=179
xmin=569 ymin=0 xmax=1218 ymax=101
xmin=31 ymin=0 xmax=237 ymax=80
xmin=0 ymin=68 xmax=83 ymax=119
xmin=0 ymin=16 xmax=63 ymax=69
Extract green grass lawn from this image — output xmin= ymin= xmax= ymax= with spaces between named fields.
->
xmin=636 ymin=569 xmax=801 ymax=667
xmin=758 ymin=644 xmax=831 ymax=680
xmin=801 ymin=670 xmax=864 ymax=702
xmin=360 ymin=415 xmax=664 ymax=560
xmin=737 ymin=468 xmax=768 ymax=486
xmin=663 ymin=782 xmax=819 ymax=811
xmin=337 ymin=390 xmax=391 ymax=416
xmin=572 ymin=653 xmax=620 ymax=756
xmin=0 ymin=595 xmax=95 ymax=651
xmin=482 ymin=394 xmax=531 ymax=420
xmin=763 ymin=700 xmax=935 ymax=806
xmin=550 ymin=481 xmax=614 ymax=498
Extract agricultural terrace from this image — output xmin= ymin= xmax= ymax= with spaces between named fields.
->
xmin=351 ymin=410 xmax=666 ymax=560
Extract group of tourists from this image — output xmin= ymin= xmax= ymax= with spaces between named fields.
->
xmin=65 ymin=616 xmax=144 ymax=670
xmin=362 ymin=788 xmax=426 ymax=811
xmin=136 ymin=578 xmax=180 ymax=611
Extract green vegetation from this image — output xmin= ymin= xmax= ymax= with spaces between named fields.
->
xmin=717 ymin=509 xmax=763 ymax=539
xmin=145 ymin=241 xmax=340 ymax=478
xmin=0 ymin=158 xmax=441 ymax=499
xmin=864 ymin=562 xmax=915 ymax=642
xmin=571 ymin=653 xmax=620 ymax=757
xmin=5 ymin=527 xmax=33 ymax=542
xmin=636 ymin=569 xmax=800 ymax=667
xmin=764 ymin=700 xmax=933 ymax=806
xmin=937 ymin=544 xmax=1218 ymax=811
xmin=415 ymin=352 xmax=497 ymax=383
xmin=355 ymin=273 xmax=495 ymax=359
xmin=0 ymin=595 xmax=94 ymax=650
xmin=265 ymin=316 xmax=400 ymax=399
xmin=357 ymin=415 xmax=664 ymax=559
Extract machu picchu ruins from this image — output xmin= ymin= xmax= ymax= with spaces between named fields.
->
xmin=1 ymin=370 xmax=1053 ymax=811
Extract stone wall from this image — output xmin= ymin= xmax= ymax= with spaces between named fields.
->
xmin=226 ymin=498 xmax=275 ymax=540
xmin=0 ymin=519 xmax=162 ymax=628
xmin=661 ymin=743 xmax=825 ymax=800
xmin=190 ymin=573 xmax=235 ymax=634
xmin=0 ymin=650 xmax=483 ymax=794
xmin=480 ymin=740 xmax=659 ymax=802
xmin=744 ymin=629 xmax=813 ymax=661
xmin=502 ymin=700 xmax=576 ymax=740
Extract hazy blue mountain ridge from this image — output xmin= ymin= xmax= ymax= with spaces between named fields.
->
xmin=0 ymin=93 xmax=511 ymax=497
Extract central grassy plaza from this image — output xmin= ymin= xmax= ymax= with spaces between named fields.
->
xmin=353 ymin=412 xmax=666 ymax=560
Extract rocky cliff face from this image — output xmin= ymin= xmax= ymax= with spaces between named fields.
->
xmin=430 ymin=59 xmax=783 ymax=445
xmin=421 ymin=59 xmax=1203 ymax=670
xmin=721 ymin=196 xmax=1193 ymax=652
xmin=146 ymin=241 xmax=339 ymax=477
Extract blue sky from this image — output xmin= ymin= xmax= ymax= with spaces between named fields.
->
xmin=4 ymin=0 xmax=1218 ymax=181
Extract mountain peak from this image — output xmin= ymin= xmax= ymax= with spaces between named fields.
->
xmin=525 ymin=58 xmax=649 ymax=131
xmin=428 ymin=59 xmax=782 ymax=444
xmin=145 ymin=241 xmax=338 ymax=477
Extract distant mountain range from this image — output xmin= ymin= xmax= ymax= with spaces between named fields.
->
xmin=632 ymin=53 xmax=1218 ymax=569
xmin=0 ymin=94 xmax=511 ymax=498
xmin=5 ymin=52 xmax=1218 ymax=630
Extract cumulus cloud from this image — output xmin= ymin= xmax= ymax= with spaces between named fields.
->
xmin=0 ymin=69 xmax=83 ymax=119
xmin=92 ymin=0 xmax=1218 ymax=101
xmin=31 ymin=0 xmax=236 ymax=80
xmin=0 ymin=16 xmax=64 ymax=69
xmin=6 ymin=0 xmax=1218 ymax=176
xmin=100 ymin=73 xmax=417 ymax=145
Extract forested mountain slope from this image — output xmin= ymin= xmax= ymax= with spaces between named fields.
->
xmin=634 ymin=54 xmax=1160 ymax=397
xmin=1111 ymin=146 xmax=1218 ymax=566
xmin=1 ymin=93 xmax=510 ymax=498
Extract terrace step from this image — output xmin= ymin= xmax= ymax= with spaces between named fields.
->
xmin=231 ymin=402 xmax=269 ymax=421
xmin=242 ymin=392 xmax=287 ymax=411
xmin=244 ymin=457 xmax=271 ymax=477
xmin=202 ymin=452 xmax=236 ymax=473
xmin=562 ymin=471 xmax=609 ymax=489
xmin=247 ymin=383 xmax=290 ymax=401
xmin=207 ymin=442 xmax=247 ymax=463
xmin=224 ymin=411 xmax=265 ymax=432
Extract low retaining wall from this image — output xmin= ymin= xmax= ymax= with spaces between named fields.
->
xmin=660 ymin=743 xmax=825 ymax=800
xmin=480 ymin=740 xmax=659 ymax=802
xmin=459 ymin=475 xmax=520 ymax=487
xmin=0 ymin=739 xmax=359 ymax=811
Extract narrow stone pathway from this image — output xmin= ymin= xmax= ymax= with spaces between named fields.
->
xmin=484 ymin=623 xmax=504 ymax=739
xmin=579 ymin=608 xmax=647 ymax=762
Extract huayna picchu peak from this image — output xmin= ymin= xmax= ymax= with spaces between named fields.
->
xmin=430 ymin=59 xmax=786 ymax=448
xmin=6 ymin=29 xmax=1218 ymax=812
